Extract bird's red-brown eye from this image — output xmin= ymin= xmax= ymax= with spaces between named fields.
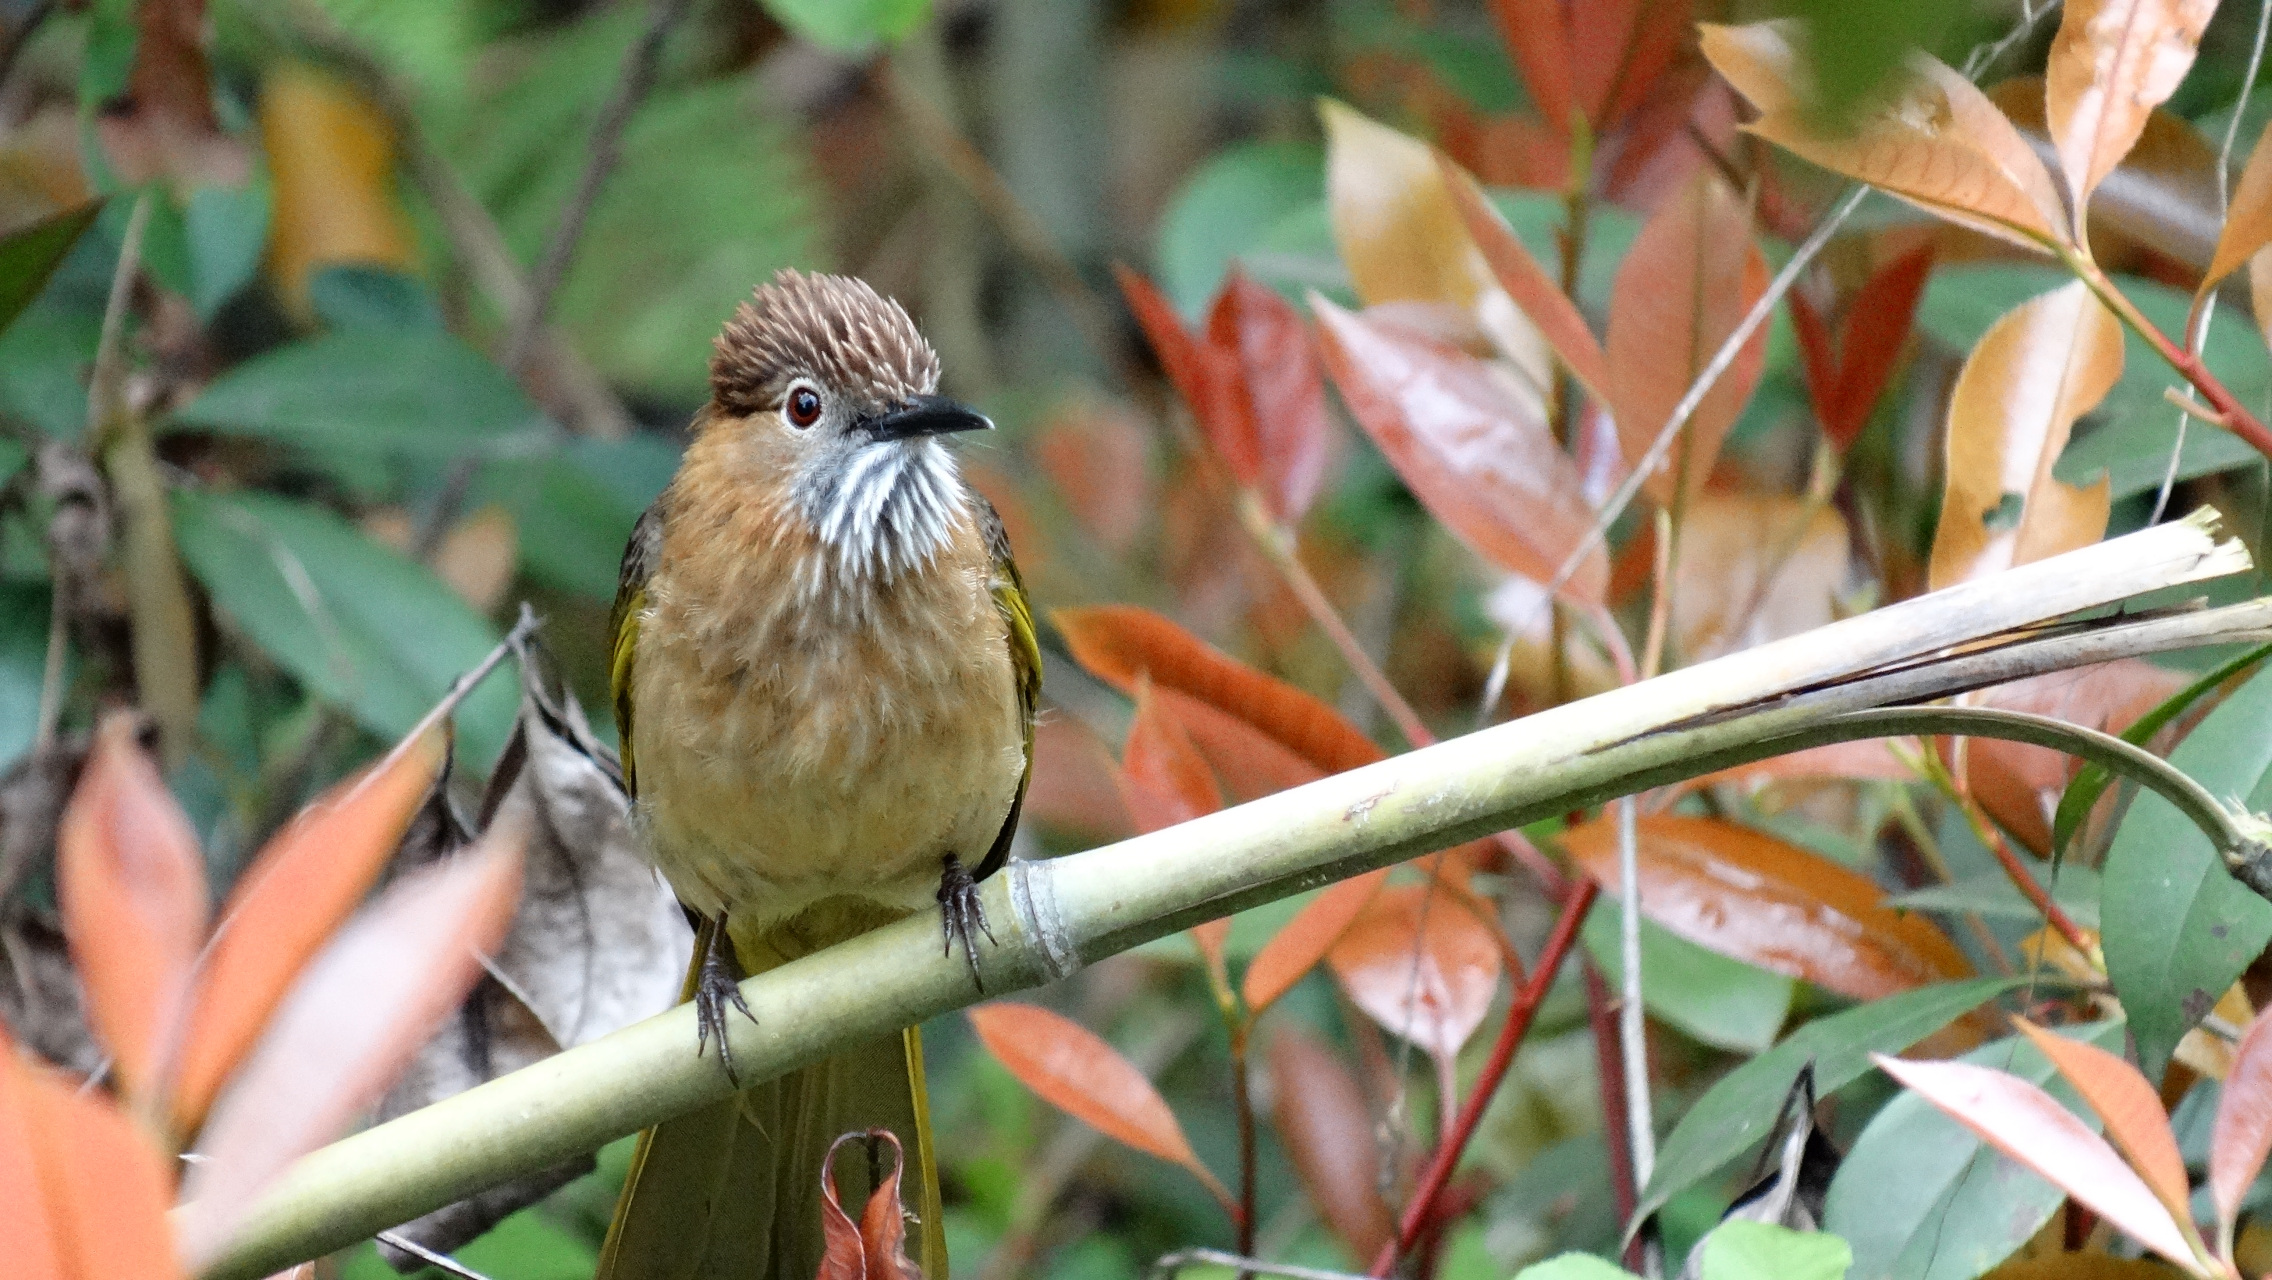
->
xmin=785 ymin=385 xmax=822 ymax=427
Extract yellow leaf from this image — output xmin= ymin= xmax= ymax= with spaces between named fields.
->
xmin=260 ymin=63 xmax=417 ymax=321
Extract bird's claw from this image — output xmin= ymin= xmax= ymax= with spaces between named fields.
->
xmin=938 ymin=854 xmax=995 ymax=992
xmin=694 ymin=925 xmax=757 ymax=1087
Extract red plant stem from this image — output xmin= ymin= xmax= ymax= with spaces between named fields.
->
xmin=1368 ymin=879 xmax=1601 ymax=1277
xmin=1939 ymin=753 xmax=2093 ymax=955
xmin=2085 ymin=261 xmax=2272 ymax=462
xmin=1232 ymin=1022 xmax=1258 ymax=1257
xmin=1583 ymin=955 xmax=1645 ymax=1273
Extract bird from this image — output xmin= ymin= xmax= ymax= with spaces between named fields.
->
xmin=594 ymin=269 xmax=1039 ymax=1280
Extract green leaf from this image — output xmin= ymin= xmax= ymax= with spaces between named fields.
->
xmin=472 ymin=434 xmax=679 ymax=599
xmin=169 ymin=329 xmax=554 ymax=457
xmin=0 ymin=585 xmax=51 ymax=770
xmin=1636 ymin=977 xmax=2029 ymax=1228
xmin=0 ymin=205 xmax=101 ymax=337
xmin=1886 ymin=865 xmax=2102 ymax=928
xmin=308 ymin=265 xmax=444 ymax=331
xmin=1697 ymin=1221 xmax=1851 ymax=1280
xmin=183 ymin=184 xmax=271 ymax=321
xmin=1823 ymin=1020 xmax=2124 ymax=1280
xmin=2104 ymin=662 xmax=2272 ymax=1079
xmin=2052 ymin=643 xmax=2272 ymax=853
xmin=1154 ymin=142 xmax=1324 ymax=315
xmin=170 ymin=490 xmax=516 ymax=767
xmin=1583 ymin=910 xmax=1796 ymax=1053
xmin=1917 ymin=264 xmax=2272 ymax=497
xmin=1513 ymin=1255 xmax=1637 ymax=1280
xmin=761 ymin=0 xmax=931 ymax=50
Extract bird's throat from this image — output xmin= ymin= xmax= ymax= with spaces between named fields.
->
xmin=796 ymin=438 xmax=963 ymax=584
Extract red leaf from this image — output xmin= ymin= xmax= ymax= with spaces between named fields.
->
xmin=1490 ymin=0 xmax=1575 ymax=135
xmin=1206 ymin=272 xmax=1337 ymax=522
xmin=1155 ymin=689 xmax=1328 ymax=803
xmin=1119 ymin=682 xmax=1227 ymax=834
xmin=24 ymin=1058 xmax=182 ymax=1280
xmin=1116 ymin=266 xmax=1254 ymax=484
xmin=1823 ymin=247 xmax=1933 ymax=450
xmin=816 ymin=1130 xmax=922 ymax=1280
xmin=176 ymin=823 xmax=525 ymax=1267
xmin=1266 ymin=1024 xmax=1393 ymax=1262
xmin=967 ymin=1002 xmax=1230 ymax=1206
xmin=1055 ymin=606 xmax=1383 ymax=775
xmin=2212 ymin=1009 xmax=2272 ymax=1235
xmin=1788 ymin=288 xmax=1841 ymax=438
xmin=1874 ymin=1054 xmax=2196 ymax=1267
xmin=1965 ymin=662 xmax=2186 ymax=855
xmin=1561 ymin=814 xmax=1972 ymax=1000
xmin=1311 ymin=297 xmax=1608 ymax=604
xmin=1033 ymin=399 xmax=1152 ymax=556
xmin=172 ymin=725 xmax=445 ymax=1131
xmin=1440 ymin=156 xmax=1613 ymax=407
xmin=2013 ymin=1018 xmax=2191 ymax=1225
xmin=1606 ymin=172 xmax=1769 ymax=511
xmin=1026 ymin=715 xmax=1135 ymax=845
xmin=56 ymin=714 xmax=209 ymax=1103
xmin=1242 ymin=869 xmax=1389 ymax=1013
xmin=1326 ymin=882 xmax=1504 ymax=1064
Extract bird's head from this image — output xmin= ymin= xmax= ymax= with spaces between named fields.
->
xmin=707 ymin=270 xmax=991 ymax=579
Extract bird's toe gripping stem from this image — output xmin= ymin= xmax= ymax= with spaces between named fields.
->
xmin=938 ymin=853 xmax=997 ymax=991
xmin=694 ymin=922 xmax=758 ymax=1086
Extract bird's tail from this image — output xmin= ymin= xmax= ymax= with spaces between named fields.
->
xmin=596 ymin=908 xmax=949 ymax=1280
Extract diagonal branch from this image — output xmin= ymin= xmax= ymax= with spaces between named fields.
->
xmin=192 ymin=514 xmax=2267 ymax=1280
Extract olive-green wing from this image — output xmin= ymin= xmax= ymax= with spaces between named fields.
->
xmin=973 ymin=495 xmax=1038 ymax=884
xmin=608 ymin=503 xmax=663 ymax=798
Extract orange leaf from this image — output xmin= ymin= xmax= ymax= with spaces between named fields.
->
xmin=1440 ymin=156 xmax=1612 ymax=407
xmin=1206 ymin=272 xmax=1337 ymax=522
xmin=2211 ymin=1009 xmax=2272 ymax=1236
xmin=1874 ymin=1054 xmax=2197 ymax=1268
xmin=1120 ymin=684 xmax=1234 ymax=970
xmin=816 ymin=1130 xmax=922 ymax=1280
xmin=1561 ymin=814 xmax=1972 ymax=1000
xmin=172 ymin=725 xmax=445 ymax=1131
xmin=1964 ymin=662 xmax=2186 ymax=855
xmin=1669 ymin=494 xmax=1851 ymax=663
xmin=967 ymin=1002 xmax=1229 ymax=1205
xmin=0 ymin=1042 xmax=66 ymax=1280
xmin=1150 ymin=688 xmax=1326 ymax=803
xmin=1681 ymin=738 xmax=1917 ymax=796
xmin=2013 ymin=1017 xmax=2192 ymax=1227
xmin=1310 ymin=297 xmax=1608 ymax=604
xmin=1702 ymin=22 xmax=2067 ymax=251
xmin=1927 ymin=280 xmax=2119 ymax=591
xmin=259 ymin=63 xmax=416 ymax=319
xmin=2204 ymin=117 xmax=2272 ymax=298
xmin=1606 ymin=171 xmax=1770 ymax=511
xmin=2046 ymin=0 xmax=2215 ymax=227
xmin=1571 ymin=0 xmax=1691 ymax=133
xmin=1026 ymin=714 xmax=1135 ymax=845
xmin=22 ymin=1055 xmax=182 ymax=1280
xmin=176 ymin=824 xmax=525 ymax=1267
xmin=1266 ymin=1024 xmax=1393 ymax=1262
xmin=1055 ymin=606 xmax=1383 ymax=775
xmin=56 ymin=714 xmax=209 ymax=1103
xmin=1242 ymin=869 xmax=1389 ymax=1013
xmin=1326 ymin=882 xmax=1504 ymax=1064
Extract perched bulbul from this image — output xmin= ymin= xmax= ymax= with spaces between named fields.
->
xmin=597 ymin=270 xmax=1038 ymax=1280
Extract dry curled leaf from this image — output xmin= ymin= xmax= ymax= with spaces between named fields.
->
xmin=816 ymin=1129 xmax=922 ymax=1280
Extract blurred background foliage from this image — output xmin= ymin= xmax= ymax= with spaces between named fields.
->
xmin=15 ymin=0 xmax=2272 ymax=1277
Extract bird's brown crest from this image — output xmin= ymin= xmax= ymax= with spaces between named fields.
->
xmin=710 ymin=271 xmax=941 ymax=415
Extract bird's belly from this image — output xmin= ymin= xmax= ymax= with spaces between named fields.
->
xmin=630 ymin=629 xmax=1024 ymax=927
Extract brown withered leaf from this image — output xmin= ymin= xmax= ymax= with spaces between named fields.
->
xmin=1671 ymin=494 xmax=1851 ymax=664
xmin=1991 ymin=81 xmax=2223 ymax=280
xmin=1963 ymin=661 xmax=2186 ymax=855
xmin=2208 ymin=118 xmax=2272 ymax=298
xmin=816 ymin=1129 xmax=923 ymax=1280
xmin=1927 ymin=280 xmax=2119 ymax=591
xmin=375 ymin=641 xmax=690 ymax=1266
xmin=2045 ymin=0 xmax=2216 ymax=229
xmin=1702 ymin=22 xmax=2067 ymax=251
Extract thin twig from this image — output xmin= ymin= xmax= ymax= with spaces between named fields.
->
xmin=875 ymin=61 xmax=1145 ymax=394
xmin=1153 ymin=1248 xmax=1370 ymax=1280
xmin=2155 ymin=0 xmax=2272 ymax=525
xmin=1368 ymin=879 xmax=1599 ymax=1276
xmin=376 ymin=1232 xmax=495 ymax=1280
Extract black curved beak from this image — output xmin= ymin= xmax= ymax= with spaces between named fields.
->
xmin=861 ymin=395 xmax=994 ymax=442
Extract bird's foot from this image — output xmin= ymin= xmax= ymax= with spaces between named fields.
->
xmin=694 ymin=924 xmax=757 ymax=1087
xmin=938 ymin=854 xmax=996 ymax=991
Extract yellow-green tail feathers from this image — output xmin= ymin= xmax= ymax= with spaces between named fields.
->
xmin=597 ymin=910 xmax=948 ymax=1280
